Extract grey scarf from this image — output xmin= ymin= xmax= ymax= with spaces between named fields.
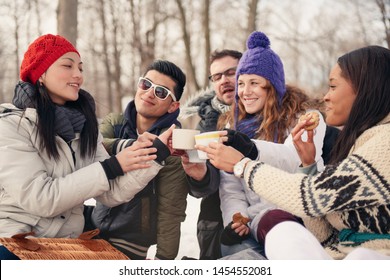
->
xmin=211 ymin=95 xmax=231 ymax=114
xmin=13 ymin=81 xmax=86 ymax=142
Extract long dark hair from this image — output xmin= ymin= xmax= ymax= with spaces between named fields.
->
xmin=330 ymin=46 xmax=390 ymax=164
xmin=35 ymin=82 xmax=98 ymax=160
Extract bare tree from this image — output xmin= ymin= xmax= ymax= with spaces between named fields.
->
xmin=202 ymin=0 xmax=211 ymax=87
xmin=352 ymin=0 xmax=370 ymax=45
xmin=97 ymin=0 xmax=113 ymax=111
xmin=128 ymin=0 xmax=162 ymax=72
xmin=12 ymin=3 xmax=21 ymax=81
xmin=26 ymin=0 xmax=42 ymax=41
xmin=0 ymin=32 xmax=5 ymax=103
xmin=245 ymin=0 xmax=260 ymax=45
xmin=175 ymin=0 xmax=200 ymax=91
xmin=108 ymin=0 xmax=123 ymax=112
xmin=376 ymin=0 xmax=390 ymax=48
xmin=57 ymin=0 xmax=78 ymax=45
xmin=2 ymin=0 xmax=386 ymax=117
xmin=33 ymin=0 xmax=42 ymax=35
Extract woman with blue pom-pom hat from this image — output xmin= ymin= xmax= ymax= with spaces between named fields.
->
xmin=195 ymin=31 xmax=332 ymax=259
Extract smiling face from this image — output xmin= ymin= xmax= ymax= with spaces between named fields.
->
xmin=38 ymin=52 xmax=83 ymax=105
xmin=237 ymin=74 xmax=269 ymax=114
xmin=323 ymin=64 xmax=357 ymax=127
xmin=209 ymin=56 xmax=239 ymax=106
xmin=134 ymin=70 xmax=179 ymax=129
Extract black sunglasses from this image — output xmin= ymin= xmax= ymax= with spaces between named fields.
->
xmin=137 ymin=77 xmax=177 ymax=101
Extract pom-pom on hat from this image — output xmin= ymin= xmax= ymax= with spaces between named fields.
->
xmin=20 ymin=34 xmax=79 ymax=84
xmin=236 ymin=31 xmax=286 ymax=104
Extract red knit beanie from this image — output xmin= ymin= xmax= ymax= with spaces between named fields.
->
xmin=20 ymin=34 xmax=80 ymax=84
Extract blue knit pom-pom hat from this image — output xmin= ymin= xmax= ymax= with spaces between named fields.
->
xmin=235 ymin=31 xmax=286 ymax=104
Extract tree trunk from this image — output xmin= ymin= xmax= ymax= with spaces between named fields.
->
xmin=109 ymin=1 xmax=123 ymax=112
xmin=245 ymin=0 xmax=259 ymax=49
xmin=176 ymin=0 xmax=200 ymax=91
xmin=203 ymin=0 xmax=211 ymax=87
xmin=97 ymin=0 xmax=113 ymax=112
xmin=375 ymin=0 xmax=390 ymax=48
xmin=57 ymin=0 xmax=78 ymax=46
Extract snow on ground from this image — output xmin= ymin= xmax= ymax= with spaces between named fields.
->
xmin=85 ymin=195 xmax=201 ymax=260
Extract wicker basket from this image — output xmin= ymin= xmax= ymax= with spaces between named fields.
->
xmin=0 ymin=230 xmax=129 ymax=260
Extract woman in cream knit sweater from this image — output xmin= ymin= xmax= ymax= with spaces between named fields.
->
xmin=199 ymin=45 xmax=390 ymax=259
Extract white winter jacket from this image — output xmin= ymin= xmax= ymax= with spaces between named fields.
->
xmin=0 ymin=104 xmax=163 ymax=239
xmin=219 ymin=110 xmax=326 ymax=240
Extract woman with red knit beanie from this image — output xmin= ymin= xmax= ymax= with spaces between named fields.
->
xmin=0 ymin=34 xmax=174 ymax=259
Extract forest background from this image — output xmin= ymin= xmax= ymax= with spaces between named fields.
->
xmin=0 ymin=0 xmax=389 ymax=259
xmin=0 ymin=0 xmax=389 ymax=120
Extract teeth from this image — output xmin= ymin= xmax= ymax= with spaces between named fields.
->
xmin=244 ymin=98 xmax=257 ymax=105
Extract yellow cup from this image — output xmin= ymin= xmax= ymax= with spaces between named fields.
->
xmin=194 ymin=131 xmax=220 ymax=159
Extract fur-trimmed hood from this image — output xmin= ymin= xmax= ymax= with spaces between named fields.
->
xmin=179 ymin=87 xmax=215 ymax=120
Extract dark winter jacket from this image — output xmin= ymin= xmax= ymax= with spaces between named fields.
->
xmin=91 ymin=101 xmax=189 ymax=260
xmin=179 ymin=89 xmax=229 ymax=259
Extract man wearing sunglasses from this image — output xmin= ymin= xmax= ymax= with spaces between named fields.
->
xmin=180 ymin=49 xmax=242 ymax=260
xmin=88 ymin=60 xmax=193 ymax=260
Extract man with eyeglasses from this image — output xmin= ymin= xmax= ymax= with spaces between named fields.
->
xmin=86 ymin=60 xmax=196 ymax=260
xmin=180 ymin=49 xmax=242 ymax=260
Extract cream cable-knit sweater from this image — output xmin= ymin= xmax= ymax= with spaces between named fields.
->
xmin=243 ymin=114 xmax=390 ymax=259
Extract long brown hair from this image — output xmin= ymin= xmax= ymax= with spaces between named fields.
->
xmin=226 ymin=81 xmax=316 ymax=143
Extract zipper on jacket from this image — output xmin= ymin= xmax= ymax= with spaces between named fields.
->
xmin=67 ymin=142 xmax=76 ymax=166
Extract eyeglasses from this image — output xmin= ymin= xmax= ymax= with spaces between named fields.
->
xmin=208 ymin=67 xmax=237 ymax=82
xmin=137 ymin=77 xmax=177 ymax=102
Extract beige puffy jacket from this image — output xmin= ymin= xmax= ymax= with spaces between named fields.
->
xmin=0 ymin=104 xmax=163 ymax=239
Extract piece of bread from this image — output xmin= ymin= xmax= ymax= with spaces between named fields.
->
xmin=232 ymin=212 xmax=250 ymax=225
xmin=299 ymin=111 xmax=320 ymax=131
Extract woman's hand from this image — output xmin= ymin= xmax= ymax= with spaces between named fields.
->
xmin=196 ymin=142 xmax=243 ymax=173
xmin=232 ymin=222 xmax=250 ymax=236
xmin=116 ymin=140 xmax=157 ymax=173
xmin=291 ymin=119 xmax=316 ymax=166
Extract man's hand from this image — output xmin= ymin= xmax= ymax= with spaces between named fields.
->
xmin=158 ymin=124 xmax=176 ymax=154
xmin=137 ymin=131 xmax=157 ymax=143
xmin=181 ymin=153 xmax=207 ymax=181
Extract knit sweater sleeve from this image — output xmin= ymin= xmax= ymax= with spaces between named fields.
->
xmin=243 ymin=123 xmax=390 ymax=218
xmin=100 ymin=112 xmax=134 ymax=155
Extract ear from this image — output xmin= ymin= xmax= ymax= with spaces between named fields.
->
xmin=38 ymin=73 xmax=46 ymax=83
xmin=167 ymin=101 xmax=180 ymax=114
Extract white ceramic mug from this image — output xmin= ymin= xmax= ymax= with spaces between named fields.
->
xmin=186 ymin=149 xmax=206 ymax=163
xmin=172 ymin=129 xmax=200 ymax=150
xmin=194 ymin=131 xmax=220 ymax=159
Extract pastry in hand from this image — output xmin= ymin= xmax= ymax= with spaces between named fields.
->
xmin=299 ymin=111 xmax=320 ymax=131
xmin=232 ymin=212 xmax=250 ymax=225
